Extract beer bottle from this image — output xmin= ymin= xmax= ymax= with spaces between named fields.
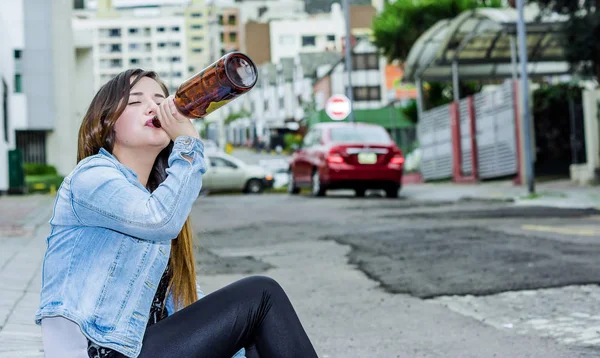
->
xmin=152 ymin=51 xmax=257 ymax=127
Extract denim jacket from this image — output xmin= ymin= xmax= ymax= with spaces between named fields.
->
xmin=35 ymin=136 xmax=244 ymax=358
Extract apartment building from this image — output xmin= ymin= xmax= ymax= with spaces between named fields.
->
xmin=0 ymin=0 xmax=84 ymax=190
xmin=313 ymin=39 xmax=387 ymax=111
xmin=185 ymin=0 xmax=210 ymax=75
xmin=83 ymin=5 xmax=188 ymax=94
xmin=269 ymin=3 xmax=345 ymax=64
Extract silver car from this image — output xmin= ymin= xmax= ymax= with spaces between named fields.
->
xmin=202 ymin=152 xmax=274 ymax=194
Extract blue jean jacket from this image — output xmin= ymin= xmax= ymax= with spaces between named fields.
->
xmin=35 ymin=137 xmax=244 ymax=358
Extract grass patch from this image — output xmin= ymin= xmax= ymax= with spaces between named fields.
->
xmin=520 ymin=191 xmax=567 ymax=200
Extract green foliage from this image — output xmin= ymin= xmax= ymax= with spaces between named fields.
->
xmin=400 ymin=100 xmax=418 ymax=124
xmin=23 ymin=163 xmax=57 ymax=176
xmin=284 ymin=133 xmax=303 ymax=151
xmin=372 ymin=0 xmax=502 ymax=63
xmin=533 ymin=0 xmax=600 ymax=80
xmin=25 ymin=174 xmax=64 ymax=194
xmin=224 ymin=109 xmax=252 ymax=125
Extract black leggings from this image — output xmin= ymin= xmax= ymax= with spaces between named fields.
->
xmin=134 ymin=276 xmax=318 ymax=358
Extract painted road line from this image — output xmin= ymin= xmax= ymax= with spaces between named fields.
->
xmin=521 ymin=225 xmax=600 ymax=236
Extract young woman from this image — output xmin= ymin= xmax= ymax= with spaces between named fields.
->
xmin=35 ymin=69 xmax=318 ymax=358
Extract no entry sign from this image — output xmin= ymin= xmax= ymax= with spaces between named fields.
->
xmin=325 ymin=94 xmax=351 ymax=121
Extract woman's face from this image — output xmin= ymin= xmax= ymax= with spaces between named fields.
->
xmin=113 ymin=76 xmax=170 ymax=152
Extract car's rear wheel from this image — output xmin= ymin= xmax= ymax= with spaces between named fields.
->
xmin=355 ymin=188 xmax=366 ymax=197
xmin=288 ymin=171 xmax=300 ymax=194
xmin=311 ymin=170 xmax=326 ymax=197
xmin=385 ymin=185 xmax=400 ymax=198
xmin=245 ymin=179 xmax=264 ymax=194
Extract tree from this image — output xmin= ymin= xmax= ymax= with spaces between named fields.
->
xmin=372 ymin=0 xmax=502 ymax=64
xmin=372 ymin=0 xmax=502 ymax=111
xmin=532 ymin=0 xmax=600 ymax=82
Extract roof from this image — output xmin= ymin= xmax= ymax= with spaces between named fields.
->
xmin=280 ymin=57 xmax=295 ymax=82
xmin=298 ymin=52 xmax=341 ymax=78
xmin=403 ymin=5 xmax=570 ymax=82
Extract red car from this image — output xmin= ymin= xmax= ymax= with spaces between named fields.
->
xmin=288 ymin=122 xmax=404 ymax=198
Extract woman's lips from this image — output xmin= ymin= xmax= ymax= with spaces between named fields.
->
xmin=145 ymin=117 xmax=161 ymax=128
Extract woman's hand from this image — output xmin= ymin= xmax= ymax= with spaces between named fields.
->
xmin=157 ymin=95 xmax=200 ymax=141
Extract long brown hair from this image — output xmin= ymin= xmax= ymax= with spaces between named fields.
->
xmin=77 ymin=69 xmax=197 ymax=310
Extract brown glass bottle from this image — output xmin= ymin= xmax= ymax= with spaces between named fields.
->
xmin=175 ymin=52 xmax=257 ymax=117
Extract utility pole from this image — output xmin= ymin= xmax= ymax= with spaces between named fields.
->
xmin=342 ymin=0 xmax=355 ymax=122
xmin=516 ymin=0 xmax=535 ymax=194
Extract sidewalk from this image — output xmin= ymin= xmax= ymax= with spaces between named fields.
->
xmin=0 ymin=194 xmax=55 ymax=358
xmin=403 ymin=179 xmax=600 ymax=209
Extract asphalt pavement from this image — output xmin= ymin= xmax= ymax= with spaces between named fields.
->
xmin=190 ymin=191 xmax=600 ymax=357
xmin=4 ymin=179 xmax=600 ymax=357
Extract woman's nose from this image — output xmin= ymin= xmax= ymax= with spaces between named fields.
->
xmin=146 ymin=101 xmax=159 ymax=116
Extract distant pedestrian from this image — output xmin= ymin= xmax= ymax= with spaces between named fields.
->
xmin=35 ymin=69 xmax=318 ymax=358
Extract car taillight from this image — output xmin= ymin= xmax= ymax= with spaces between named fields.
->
xmin=327 ymin=154 xmax=344 ymax=164
xmin=390 ymin=155 xmax=404 ymax=165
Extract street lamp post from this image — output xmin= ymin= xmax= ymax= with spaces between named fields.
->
xmin=342 ymin=0 xmax=355 ymax=123
xmin=516 ymin=0 xmax=535 ymax=194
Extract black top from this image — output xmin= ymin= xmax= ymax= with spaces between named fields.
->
xmin=87 ymin=264 xmax=171 ymax=358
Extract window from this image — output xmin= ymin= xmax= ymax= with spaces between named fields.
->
xmin=2 ymin=79 xmax=8 ymax=142
xmin=301 ymin=36 xmax=316 ymax=47
xmin=366 ymin=54 xmax=379 ymax=69
xmin=191 ymin=24 xmax=203 ymax=30
xmin=157 ymin=42 xmax=166 ymax=48
xmin=228 ymin=15 xmax=236 ymax=25
xmin=189 ymin=66 xmax=195 ymax=73
xmin=14 ymin=50 xmax=21 ymax=59
xmin=192 ymin=48 xmax=203 ymax=53
xmin=229 ymin=32 xmax=237 ymax=42
xmin=109 ymin=28 xmax=121 ymax=37
xmin=329 ymin=126 xmax=392 ymax=144
xmin=191 ymin=12 xmax=202 ymax=18
xmin=171 ymin=57 xmax=181 ymax=62
xmin=128 ymin=28 xmax=138 ymax=34
xmin=130 ymin=58 xmax=139 ymax=65
xmin=209 ymin=157 xmax=238 ymax=169
xmin=129 ymin=43 xmax=138 ymax=50
xmin=218 ymin=15 xmax=223 ymax=25
xmin=220 ymin=32 xmax=225 ymax=42
xmin=326 ymin=34 xmax=335 ymax=42
xmin=171 ymin=41 xmax=181 ymax=47
xmin=351 ymin=86 xmax=380 ymax=101
xmin=192 ymin=36 xmax=204 ymax=41
xmin=157 ymin=27 xmax=165 ymax=32
xmin=352 ymin=53 xmax=379 ymax=70
xmin=172 ymin=26 xmax=180 ymax=32
xmin=110 ymin=44 xmax=121 ymax=52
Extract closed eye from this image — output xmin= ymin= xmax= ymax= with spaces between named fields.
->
xmin=128 ymin=101 xmax=141 ymax=105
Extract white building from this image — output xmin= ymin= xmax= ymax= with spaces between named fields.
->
xmin=0 ymin=0 xmax=85 ymax=192
xmin=314 ymin=39 xmax=387 ymax=111
xmin=77 ymin=6 xmax=189 ymax=94
xmin=268 ymin=3 xmax=345 ymax=64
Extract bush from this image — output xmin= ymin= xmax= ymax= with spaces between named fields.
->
xmin=25 ymin=175 xmax=64 ymax=194
xmin=283 ymin=133 xmax=303 ymax=152
xmin=23 ymin=163 xmax=58 ymax=176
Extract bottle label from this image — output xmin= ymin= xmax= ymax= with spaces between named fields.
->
xmin=206 ymin=99 xmax=232 ymax=113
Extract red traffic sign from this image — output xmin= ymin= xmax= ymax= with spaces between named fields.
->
xmin=326 ymin=94 xmax=351 ymax=121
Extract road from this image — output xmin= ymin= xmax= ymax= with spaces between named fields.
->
xmin=188 ymin=188 xmax=600 ymax=357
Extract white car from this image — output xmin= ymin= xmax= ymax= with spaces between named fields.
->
xmin=202 ymin=152 xmax=274 ymax=194
xmin=258 ymin=159 xmax=290 ymax=189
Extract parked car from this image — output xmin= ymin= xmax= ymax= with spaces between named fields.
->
xmin=203 ymin=139 xmax=219 ymax=153
xmin=288 ymin=122 xmax=404 ymax=198
xmin=258 ymin=159 xmax=290 ymax=189
xmin=202 ymin=152 xmax=274 ymax=194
